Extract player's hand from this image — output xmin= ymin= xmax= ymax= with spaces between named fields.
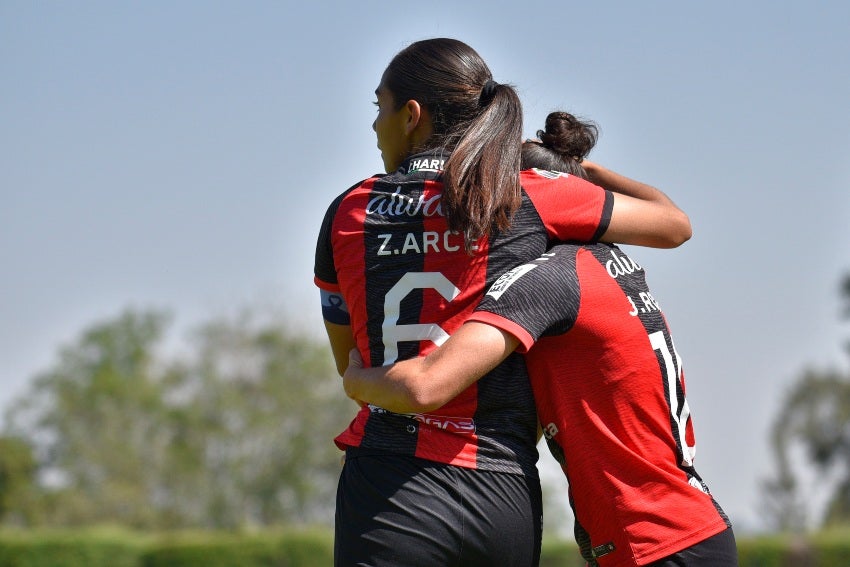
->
xmin=344 ymin=349 xmax=367 ymax=407
xmin=348 ymin=348 xmax=364 ymax=369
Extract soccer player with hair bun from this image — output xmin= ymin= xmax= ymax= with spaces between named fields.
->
xmin=343 ymin=111 xmax=738 ymax=566
xmin=316 ymin=39 xmax=692 ymax=566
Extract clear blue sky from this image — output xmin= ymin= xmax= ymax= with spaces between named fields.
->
xmin=3 ymin=1 xmax=849 ymax=533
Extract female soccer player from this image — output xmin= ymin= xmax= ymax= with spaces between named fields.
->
xmin=315 ymin=40 xmax=692 ymax=566
xmin=341 ymin=112 xmax=738 ymax=567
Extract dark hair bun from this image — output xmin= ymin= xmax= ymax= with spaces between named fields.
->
xmin=537 ymin=112 xmax=598 ymax=160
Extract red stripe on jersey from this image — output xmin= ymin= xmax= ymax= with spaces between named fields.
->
xmin=329 ymin=180 xmax=374 ymax=359
xmin=333 ymin=411 xmax=369 ymax=452
xmin=521 ymin=170 xmax=610 ymax=241
xmin=326 ymin=181 xmax=375 ymax=453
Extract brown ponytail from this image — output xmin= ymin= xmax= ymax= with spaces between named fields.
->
xmin=382 ymin=38 xmax=523 ymax=250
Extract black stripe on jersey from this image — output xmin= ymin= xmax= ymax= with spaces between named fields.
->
xmin=470 ymin=191 xmax=560 ymax=473
xmin=583 ymin=244 xmax=692 ymax=472
xmin=485 ymin=192 xmax=551 ymax=288
xmin=571 ymin=491 xmax=600 ymax=566
xmin=590 ymin=190 xmax=614 ymax=242
xmin=358 ymin=407 xmax=422 ymax=454
xmin=362 ymin=176 xmax=427 ymax=367
xmin=468 ymin=352 xmax=540 ymax=476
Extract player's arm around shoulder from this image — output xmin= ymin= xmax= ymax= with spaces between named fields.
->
xmin=343 ymin=322 xmax=519 ymax=413
xmin=583 ymin=160 xmax=692 ymax=248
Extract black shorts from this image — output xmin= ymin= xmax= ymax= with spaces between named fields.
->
xmin=334 ymin=451 xmax=543 ymax=567
xmin=647 ymin=527 xmax=738 ymax=566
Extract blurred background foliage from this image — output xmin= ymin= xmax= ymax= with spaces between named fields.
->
xmin=0 ymin=273 xmax=848 ymax=536
xmin=0 ymin=309 xmax=352 ymax=530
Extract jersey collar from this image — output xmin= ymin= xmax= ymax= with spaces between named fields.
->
xmin=399 ymin=148 xmax=449 ymax=175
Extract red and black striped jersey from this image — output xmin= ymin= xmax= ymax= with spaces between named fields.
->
xmin=469 ymin=243 xmax=731 ymax=566
xmin=314 ymin=150 xmax=613 ymax=474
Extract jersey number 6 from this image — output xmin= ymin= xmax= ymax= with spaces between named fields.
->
xmin=382 ymin=272 xmax=461 ymax=364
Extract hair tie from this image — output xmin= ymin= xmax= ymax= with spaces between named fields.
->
xmin=479 ymin=79 xmax=498 ymax=106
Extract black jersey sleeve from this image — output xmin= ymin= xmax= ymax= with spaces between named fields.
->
xmin=472 ymin=245 xmax=582 ymax=346
xmin=314 ymin=181 xmax=363 ymax=290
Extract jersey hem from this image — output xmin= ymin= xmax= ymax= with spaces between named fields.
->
xmin=630 ymin=519 xmax=731 ymax=566
xmin=313 ymin=276 xmax=340 ymax=292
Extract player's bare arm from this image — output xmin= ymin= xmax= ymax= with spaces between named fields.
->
xmin=324 ymin=321 xmax=356 ymax=376
xmin=343 ymin=322 xmax=520 ymax=414
xmin=584 ymin=160 xmax=693 ymax=249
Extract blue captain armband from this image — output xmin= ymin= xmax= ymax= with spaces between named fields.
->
xmin=320 ymin=289 xmax=351 ymax=325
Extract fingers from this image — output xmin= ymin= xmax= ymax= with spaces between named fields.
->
xmin=348 ymin=348 xmax=363 ymax=368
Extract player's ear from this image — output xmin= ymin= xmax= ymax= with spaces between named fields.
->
xmin=403 ymin=99 xmax=421 ymax=135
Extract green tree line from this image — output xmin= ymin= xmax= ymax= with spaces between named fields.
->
xmin=0 ymin=309 xmax=353 ymax=529
xmin=761 ymin=272 xmax=850 ymax=531
xmin=1 ymin=273 xmax=849 ymax=534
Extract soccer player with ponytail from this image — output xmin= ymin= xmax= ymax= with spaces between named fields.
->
xmin=342 ymin=111 xmax=737 ymax=567
xmin=315 ymin=39 xmax=691 ymax=566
